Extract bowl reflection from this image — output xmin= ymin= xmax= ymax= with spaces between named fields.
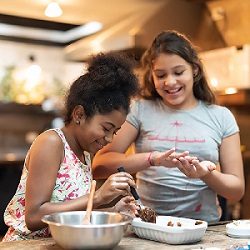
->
xmin=42 ymin=211 xmax=132 ymax=250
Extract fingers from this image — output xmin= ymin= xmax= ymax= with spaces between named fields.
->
xmin=174 ymin=151 xmax=189 ymax=158
xmin=114 ymin=196 xmax=140 ymax=217
xmin=199 ymin=161 xmax=216 ymax=171
xmin=165 ymin=148 xmax=176 ymax=156
xmin=111 ymin=172 xmax=136 ymax=188
xmin=107 ymin=172 xmax=136 ymax=195
xmin=177 ymin=158 xmax=216 ymax=178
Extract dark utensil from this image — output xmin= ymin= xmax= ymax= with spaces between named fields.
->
xmin=117 ymin=166 xmax=157 ymax=223
xmin=117 ymin=166 xmax=145 ymax=209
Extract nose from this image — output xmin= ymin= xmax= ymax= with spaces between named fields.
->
xmin=104 ymin=133 xmax=113 ymax=143
xmin=164 ymin=75 xmax=176 ymax=86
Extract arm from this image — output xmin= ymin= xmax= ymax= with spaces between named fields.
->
xmin=25 ymin=130 xmax=138 ymax=231
xmin=25 ymin=130 xmax=92 ymax=231
xmin=93 ymin=121 xmax=149 ymax=178
xmin=175 ymin=133 xmax=244 ymax=202
xmin=201 ymin=132 xmax=244 ymax=202
xmin=92 ymin=121 xmax=189 ymax=178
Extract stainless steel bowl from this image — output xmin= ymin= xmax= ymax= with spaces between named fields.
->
xmin=42 ymin=211 xmax=132 ymax=250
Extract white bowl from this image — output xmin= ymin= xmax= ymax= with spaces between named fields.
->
xmin=132 ymin=215 xmax=207 ymax=245
xmin=226 ymin=220 xmax=250 ymax=238
xmin=42 ymin=211 xmax=132 ymax=250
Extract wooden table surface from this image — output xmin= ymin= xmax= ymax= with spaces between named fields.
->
xmin=0 ymin=223 xmax=249 ymax=250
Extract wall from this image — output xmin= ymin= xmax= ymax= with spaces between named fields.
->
xmin=0 ymin=40 xmax=85 ymax=91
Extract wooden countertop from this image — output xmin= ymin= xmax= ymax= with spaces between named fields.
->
xmin=0 ymin=224 xmax=249 ymax=250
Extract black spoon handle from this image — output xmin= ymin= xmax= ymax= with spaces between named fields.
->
xmin=117 ymin=166 xmax=140 ymax=200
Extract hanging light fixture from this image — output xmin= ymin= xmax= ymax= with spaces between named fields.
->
xmin=44 ymin=1 xmax=63 ymax=18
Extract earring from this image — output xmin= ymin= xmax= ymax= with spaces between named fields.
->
xmin=76 ymin=120 xmax=80 ymax=124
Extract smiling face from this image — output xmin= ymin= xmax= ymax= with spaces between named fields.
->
xmin=152 ymin=53 xmax=198 ymax=110
xmin=77 ymin=109 xmax=126 ymax=154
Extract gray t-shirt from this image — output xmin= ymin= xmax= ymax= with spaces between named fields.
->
xmin=126 ymin=99 xmax=239 ymax=223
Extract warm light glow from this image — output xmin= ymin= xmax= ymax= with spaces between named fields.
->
xmin=45 ymin=1 xmax=63 ymax=18
xmin=225 ymin=87 xmax=238 ymax=95
xmin=12 ymin=61 xmax=45 ymax=104
xmin=210 ymin=78 xmax=218 ymax=88
xmin=5 ymin=153 xmax=17 ymax=161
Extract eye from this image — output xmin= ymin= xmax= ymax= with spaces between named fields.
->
xmin=103 ymin=127 xmax=117 ymax=135
xmin=175 ymin=70 xmax=185 ymax=76
xmin=155 ymin=74 xmax=166 ymax=79
xmin=103 ymin=127 xmax=110 ymax=132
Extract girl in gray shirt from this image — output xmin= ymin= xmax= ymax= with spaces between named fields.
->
xmin=92 ymin=30 xmax=244 ymax=223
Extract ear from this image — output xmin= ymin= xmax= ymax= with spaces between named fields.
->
xmin=72 ymin=105 xmax=85 ymax=124
xmin=193 ymin=65 xmax=198 ymax=77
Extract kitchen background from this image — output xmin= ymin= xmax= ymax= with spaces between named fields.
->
xmin=0 ymin=0 xmax=249 ymax=234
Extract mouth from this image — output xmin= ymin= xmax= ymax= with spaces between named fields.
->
xmin=95 ymin=140 xmax=105 ymax=150
xmin=165 ymin=86 xmax=182 ymax=95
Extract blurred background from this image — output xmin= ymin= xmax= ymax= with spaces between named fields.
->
xmin=0 ymin=0 xmax=250 ymax=235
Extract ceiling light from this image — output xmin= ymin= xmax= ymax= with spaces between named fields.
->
xmin=45 ymin=1 xmax=63 ymax=18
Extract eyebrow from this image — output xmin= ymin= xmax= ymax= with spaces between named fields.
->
xmin=153 ymin=65 xmax=186 ymax=71
xmin=104 ymin=121 xmax=121 ymax=130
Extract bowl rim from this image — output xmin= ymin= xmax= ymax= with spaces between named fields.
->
xmin=42 ymin=210 xmax=133 ymax=228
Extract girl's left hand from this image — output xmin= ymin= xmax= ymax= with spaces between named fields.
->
xmin=114 ymin=196 xmax=140 ymax=218
xmin=174 ymin=157 xmax=216 ymax=178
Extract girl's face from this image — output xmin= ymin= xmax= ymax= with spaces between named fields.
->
xmin=152 ymin=53 xmax=198 ymax=110
xmin=78 ymin=109 xmax=126 ymax=154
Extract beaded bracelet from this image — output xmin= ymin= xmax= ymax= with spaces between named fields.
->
xmin=147 ymin=151 xmax=156 ymax=166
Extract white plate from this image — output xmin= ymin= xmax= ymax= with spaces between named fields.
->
xmin=132 ymin=216 xmax=208 ymax=245
xmin=226 ymin=220 xmax=250 ymax=238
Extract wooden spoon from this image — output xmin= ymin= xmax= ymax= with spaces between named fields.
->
xmin=82 ymin=180 xmax=96 ymax=225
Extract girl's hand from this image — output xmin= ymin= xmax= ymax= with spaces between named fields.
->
xmin=95 ymin=172 xmax=136 ymax=206
xmin=152 ymin=148 xmax=192 ymax=167
xmin=114 ymin=196 xmax=140 ymax=218
xmin=175 ymin=157 xmax=216 ymax=178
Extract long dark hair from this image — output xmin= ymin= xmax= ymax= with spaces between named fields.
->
xmin=140 ymin=30 xmax=216 ymax=104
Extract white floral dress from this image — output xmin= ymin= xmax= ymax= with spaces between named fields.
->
xmin=2 ymin=128 xmax=92 ymax=241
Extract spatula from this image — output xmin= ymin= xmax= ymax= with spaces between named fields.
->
xmin=82 ymin=180 xmax=96 ymax=225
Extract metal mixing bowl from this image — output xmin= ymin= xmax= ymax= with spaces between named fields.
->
xmin=42 ymin=211 xmax=132 ymax=250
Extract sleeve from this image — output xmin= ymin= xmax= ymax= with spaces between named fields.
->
xmin=222 ymin=106 xmax=239 ymax=139
xmin=126 ymin=99 xmax=140 ymax=130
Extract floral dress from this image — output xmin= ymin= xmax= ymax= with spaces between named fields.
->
xmin=2 ymin=128 xmax=92 ymax=241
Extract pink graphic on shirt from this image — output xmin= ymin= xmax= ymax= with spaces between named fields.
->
xmin=196 ymin=204 xmax=202 ymax=212
xmin=148 ymin=121 xmax=206 ymax=213
xmin=148 ymin=121 xmax=205 ymax=146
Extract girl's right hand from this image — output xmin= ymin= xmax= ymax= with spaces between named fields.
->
xmin=95 ymin=172 xmax=136 ymax=206
xmin=151 ymin=148 xmax=193 ymax=167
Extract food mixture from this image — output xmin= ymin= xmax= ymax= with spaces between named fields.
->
xmin=167 ymin=220 xmax=203 ymax=227
xmin=138 ymin=207 xmax=157 ymax=223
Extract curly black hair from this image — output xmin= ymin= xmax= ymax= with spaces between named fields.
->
xmin=63 ymin=51 xmax=139 ymax=125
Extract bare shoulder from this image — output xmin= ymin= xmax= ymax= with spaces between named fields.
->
xmin=27 ymin=130 xmax=64 ymax=165
xmin=34 ymin=130 xmax=63 ymax=148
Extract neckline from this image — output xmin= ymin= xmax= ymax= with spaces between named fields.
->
xmin=56 ymin=128 xmax=88 ymax=166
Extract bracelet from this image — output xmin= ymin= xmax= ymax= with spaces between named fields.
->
xmin=147 ymin=151 xmax=156 ymax=166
